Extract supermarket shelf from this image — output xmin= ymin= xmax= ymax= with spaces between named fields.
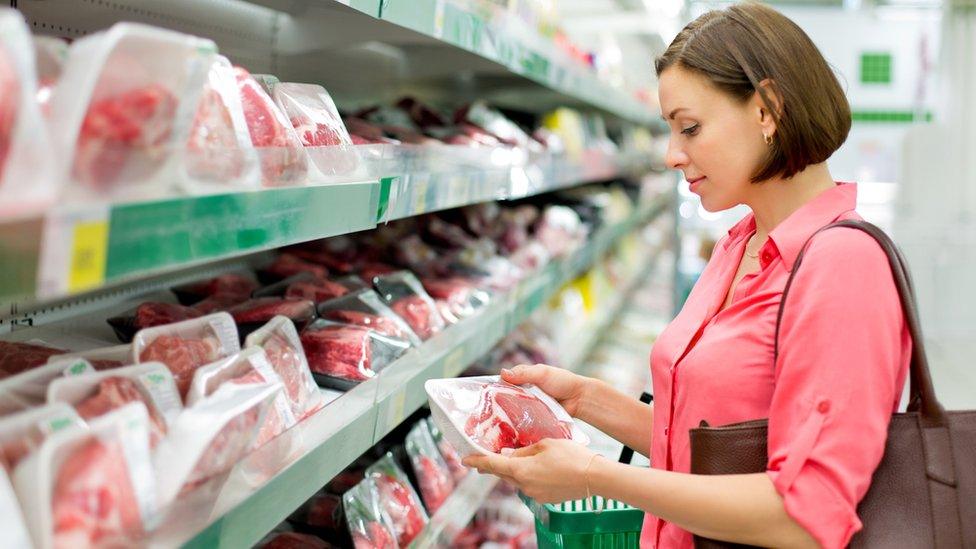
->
xmin=159 ymin=192 xmax=671 ymax=549
xmin=0 ymin=150 xmax=651 ymax=311
xmin=409 ymin=472 xmax=500 ymax=548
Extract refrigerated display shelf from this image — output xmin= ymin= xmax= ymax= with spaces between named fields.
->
xmin=0 ymin=150 xmax=652 ymax=307
xmin=408 ymin=472 xmax=500 ymax=548
xmin=161 ymin=192 xmax=671 ymax=549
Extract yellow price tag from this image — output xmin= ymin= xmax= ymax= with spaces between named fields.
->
xmin=388 ymin=390 xmax=407 ymax=429
xmin=68 ymin=220 xmax=108 ymax=292
xmin=413 ymin=178 xmax=430 ymax=214
xmin=571 ymin=271 xmax=596 ymax=314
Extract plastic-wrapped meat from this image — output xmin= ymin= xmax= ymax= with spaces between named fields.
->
xmin=274 ymin=83 xmax=351 ymax=147
xmin=464 ymin=383 xmax=572 ymax=453
xmin=135 ymin=302 xmax=202 ymax=328
xmin=284 ymin=277 xmax=349 ymax=303
xmin=263 ymin=254 xmax=329 ymax=282
xmin=395 ymin=97 xmax=448 ymax=129
xmin=285 ymin=246 xmax=357 ymax=274
xmin=138 ymin=335 xmax=221 ymax=399
xmin=52 ymin=439 xmax=143 ymax=548
xmin=225 ymin=369 xmax=285 ymax=448
xmin=321 ymin=310 xmax=404 ymax=340
xmin=192 ymin=293 xmax=248 ymax=314
xmin=174 ymin=274 xmax=258 ymax=304
xmin=228 ymin=298 xmax=315 ymax=328
xmin=436 ymin=438 xmax=468 ymax=483
xmin=390 ymin=295 xmax=440 ymax=340
xmin=352 ymin=522 xmax=396 ymax=549
xmin=75 ymin=377 xmax=168 ymax=448
xmin=0 ymin=50 xmax=16 ymax=177
xmin=0 ymin=341 xmax=66 ymax=378
xmin=424 ymin=217 xmax=476 ymax=249
xmin=297 ymin=492 xmax=342 ymax=529
xmin=534 ymin=206 xmax=586 ymax=258
xmin=261 ymin=330 xmax=320 ymax=419
xmin=72 ymin=83 xmax=177 ymax=189
xmin=300 ymin=324 xmax=372 ymax=381
xmin=261 ymin=532 xmax=332 ymax=549
xmin=186 ymin=85 xmax=247 ymax=182
xmin=416 ymin=455 xmax=453 ymax=513
xmin=373 ymin=473 xmax=426 ymax=546
xmin=343 ymin=117 xmax=399 ymax=145
xmin=0 ymin=427 xmax=47 ymax=472
xmin=421 ymin=277 xmax=479 ymax=320
xmin=357 ymin=262 xmax=396 ymax=285
xmin=183 ymin=404 xmax=261 ymax=491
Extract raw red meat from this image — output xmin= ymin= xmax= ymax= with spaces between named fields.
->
xmin=0 ymin=340 xmax=66 ymax=378
xmin=436 ymin=438 xmax=468 ymax=483
xmin=192 ymin=293 xmax=248 ymax=314
xmin=138 ymin=335 xmax=221 ymax=400
xmin=0 ymin=427 xmax=48 ymax=472
xmin=290 ymin=115 xmax=346 ymax=147
xmin=0 ymin=50 xmax=17 ymax=178
xmin=224 ymin=368 xmax=286 ymax=449
xmin=416 ymin=455 xmax=453 ymax=513
xmin=135 ymin=302 xmax=203 ymax=329
xmin=262 ymin=532 xmax=332 ymax=549
xmin=464 ymin=383 xmax=572 ymax=453
xmin=183 ymin=404 xmax=261 ymax=492
xmin=52 ymin=439 xmax=143 ymax=548
xmin=322 ymin=310 xmax=404 ymax=340
xmin=303 ymin=493 xmax=341 ymax=529
xmin=261 ymin=330 xmax=319 ymax=419
xmin=343 ymin=117 xmax=399 ymax=145
xmin=75 ymin=377 xmax=168 ymax=448
xmin=186 ymin=85 xmax=248 ymax=182
xmin=300 ymin=324 xmax=372 ymax=381
xmin=233 ymin=67 xmax=306 ymax=186
xmin=265 ymin=254 xmax=329 ymax=281
xmin=285 ymin=247 xmax=356 ymax=274
xmin=72 ymin=83 xmax=177 ymax=189
xmin=228 ymin=298 xmax=315 ymax=326
xmin=285 ymin=277 xmax=348 ymax=303
xmin=357 ymin=262 xmax=396 ymax=284
xmin=177 ymin=274 xmax=258 ymax=302
xmin=352 ymin=522 xmax=396 ymax=549
xmin=390 ymin=295 xmax=439 ymax=340
xmin=373 ymin=473 xmax=425 ymax=546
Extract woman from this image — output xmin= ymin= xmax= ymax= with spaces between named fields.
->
xmin=464 ymin=4 xmax=911 ymax=548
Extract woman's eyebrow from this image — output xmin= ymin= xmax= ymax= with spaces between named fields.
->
xmin=667 ymin=107 xmax=688 ymax=120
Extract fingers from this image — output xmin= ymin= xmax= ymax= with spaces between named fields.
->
xmin=501 ymin=363 xmax=548 ymax=385
xmin=463 ymin=452 xmax=514 ymax=477
xmin=507 ymin=443 xmax=546 ymax=458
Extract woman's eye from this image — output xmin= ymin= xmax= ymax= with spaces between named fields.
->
xmin=681 ymin=124 xmax=700 ymax=136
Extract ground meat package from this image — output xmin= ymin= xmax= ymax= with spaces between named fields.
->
xmin=372 ymin=271 xmax=446 ymax=341
xmin=253 ymin=272 xmax=352 ymax=305
xmin=299 ymin=319 xmax=410 ymax=390
xmin=45 ymin=344 xmax=130 ymax=371
xmin=244 ymin=316 xmax=324 ymax=420
xmin=227 ymin=297 xmax=316 ymax=341
xmin=179 ymin=55 xmax=260 ymax=193
xmin=405 ymin=420 xmax=454 ymax=513
xmin=152 ymin=379 xmax=280 ymax=505
xmin=49 ymin=22 xmax=217 ymax=201
xmin=46 ymin=362 xmax=182 ymax=449
xmin=365 ymin=453 xmax=428 ymax=546
xmin=233 ymin=67 xmax=309 ymax=187
xmin=424 ymin=417 xmax=467 ymax=483
xmin=12 ymin=402 xmax=157 ymax=549
xmin=171 ymin=273 xmax=259 ymax=306
xmin=107 ymin=301 xmax=204 ymax=343
xmin=132 ymin=312 xmax=241 ymax=402
xmin=342 ymin=479 xmax=397 ymax=549
xmin=425 ymin=376 xmax=588 ymax=456
xmin=0 ymin=403 xmax=84 ymax=474
xmin=0 ymin=356 xmax=103 ymax=416
xmin=0 ymin=9 xmax=57 ymax=219
xmin=316 ymin=289 xmax=421 ymax=348
xmin=272 ymin=82 xmax=361 ymax=180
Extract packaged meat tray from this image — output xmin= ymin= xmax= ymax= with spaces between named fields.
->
xmin=272 ymin=82 xmax=359 ymax=179
xmin=425 ymin=376 xmax=589 ymax=456
xmin=45 ymin=344 xmax=130 ymax=371
xmin=425 ymin=417 xmax=467 ymax=483
xmin=244 ymin=316 xmax=324 ymax=420
xmin=342 ymin=479 xmax=398 ymax=549
xmin=0 ymin=356 xmax=97 ymax=416
xmin=12 ymin=402 xmax=157 ymax=549
xmin=50 ymin=22 xmax=217 ymax=200
xmin=365 ymin=453 xmax=428 ymax=546
xmin=227 ymin=297 xmax=316 ymax=341
xmin=107 ymin=301 xmax=204 ymax=343
xmin=316 ymin=289 xmax=421 ymax=348
xmin=257 ymin=253 xmax=330 ymax=285
xmin=46 ymin=362 xmax=182 ymax=449
xmin=454 ymin=101 xmax=543 ymax=154
xmin=171 ymin=273 xmax=258 ymax=305
xmin=0 ymin=403 xmax=84 ymax=474
xmin=32 ymin=35 xmax=67 ymax=115
xmin=0 ymin=9 xmax=57 ymax=219
xmin=152 ymin=379 xmax=280 ymax=505
xmin=233 ymin=66 xmax=309 ymax=187
xmin=420 ymin=277 xmax=490 ymax=325
xmin=179 ymin=55 xmax=259 ymax=193
xmin=405 ymin=420 xmax=455 ymax=513
xmin=0 ymin=340 xmax=66 ymax=380
xmin=299 ymin=320 xmax=410 ymax=391
xmin=132 ymin=312 xmax=241 ymax=402
xmin=253 ymin=272 xmax=353 ymax=305
xmin=372 ymin=271 xmax=446 ymax=341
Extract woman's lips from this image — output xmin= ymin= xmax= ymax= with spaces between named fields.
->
xmin=688 ymin=176 xmax=706 ymax=192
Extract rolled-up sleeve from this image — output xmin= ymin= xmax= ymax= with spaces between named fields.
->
xmin=765 ymin=228 xmax=910 ymax=548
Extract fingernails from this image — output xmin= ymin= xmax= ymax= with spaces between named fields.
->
xmin=501 ymin=368 xmax=512 ymax=376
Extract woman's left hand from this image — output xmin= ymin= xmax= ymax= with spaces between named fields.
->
xmin=462 ymin=439 xmax=602 ymax=504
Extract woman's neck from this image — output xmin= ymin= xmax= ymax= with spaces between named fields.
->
xmin=747 ymin=162 xmax=838 ymax=239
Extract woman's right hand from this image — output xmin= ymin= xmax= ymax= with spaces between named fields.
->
xmin=500 ymin=364 xmax=591 ymax=419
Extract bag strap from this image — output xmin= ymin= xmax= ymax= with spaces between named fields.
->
xmin=773 ymin=219 xmax=946 ymax=427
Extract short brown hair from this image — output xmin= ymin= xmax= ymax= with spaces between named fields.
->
xmin=656 ymin=3 xmax=851 ymax=182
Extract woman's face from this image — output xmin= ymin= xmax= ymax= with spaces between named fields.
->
xmin=658 ymin=65 xmax=769 ymax=212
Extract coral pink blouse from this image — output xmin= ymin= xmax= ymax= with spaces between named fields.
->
xmin=641 ymin=183 xmax=911 ymax=548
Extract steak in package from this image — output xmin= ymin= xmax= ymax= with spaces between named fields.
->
xmin=342 ymin=480 xmax=398 ymax=549
xmin=366 ymin=453 xmax=428 ymax=546
xmin=132 ymin=312 xmax=241 ymax=401
xmin=12 ymin=403 xmax=156 ymax=549
xmin=0 ymin=340 xmax=66 ymax=380
xmin=420 ymin=277 xmax=489 ymax=324
xmin=425 ymin=417 xmax=467 ymax=483
xmin=425 ymin=376 xmax=588 ymax=456
xmin=0 ymin=10 xmax=57 ymax=219
xmin=244 ymin=316 xmax=323 ymax=420
xmin=107 ymin=301 xmax=203 ymax=343
xmin=258 ymin=253 xmax=330 ymax=284
xmin=317 ymin=289 xmax=420 ymax=347
xmin=373 ymin=271 xmax=446 ymax=340
xmin=233 ymin=66 xmax=308 ymax=187
xmin=171 ymin=273 xmax=258 ymax=305
xmin=299 ymin=320 xmax=410 ymax=390
xmin=253 ymin=272 xmax=351 ymax=305
xmin=0 ymin=357 xmax=103 ymax=417
xmin=227 ymin=297 xmax=316 ymax=340
xmin=272 ymin=82 xmax=359 ymax=179
xmin=0 ymin=403 xmax=84 ymax=474
xmin=50 ymin=22 xmax=216 ymax=199
xmin=405 ymin=420 xmax=454 ymax=513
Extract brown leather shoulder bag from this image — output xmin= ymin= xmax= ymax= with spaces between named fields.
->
xmin=689 ymin=220 xmax=976 ymax=548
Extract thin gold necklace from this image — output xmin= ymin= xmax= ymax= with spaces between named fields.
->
xmin=744 ymin=233 xmax=765 ymax=259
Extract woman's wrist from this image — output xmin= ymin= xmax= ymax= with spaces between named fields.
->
xmin=575 ymin=376 xmax=603 ymax=425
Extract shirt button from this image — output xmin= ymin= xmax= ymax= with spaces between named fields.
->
xmin=761 ymin=251 xmax=772 ymax=263
xmin=664 ymin=427 xmax=669 ymax=436
xmin=817 ymin=400 xmax=831 ymax=414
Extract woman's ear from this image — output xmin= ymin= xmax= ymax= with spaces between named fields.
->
xmin=754 ymin=78 xmax=783 ymax=138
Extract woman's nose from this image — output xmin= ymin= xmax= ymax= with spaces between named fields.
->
xmin=665 ymin=139 xmax=689 ymax=170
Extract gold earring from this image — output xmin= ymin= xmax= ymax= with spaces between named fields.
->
xmin=763 ymin=133 xmax=773 ymax=146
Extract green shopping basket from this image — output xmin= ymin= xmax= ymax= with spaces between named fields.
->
xmin=519 ymin=392 xmax=652 ymax=548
